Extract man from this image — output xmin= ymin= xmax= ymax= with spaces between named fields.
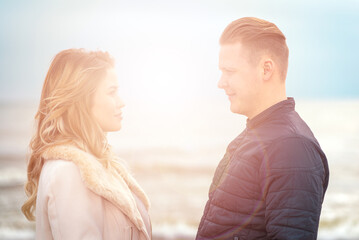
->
xmin=196 ymin=17 xmax=329 ymax=240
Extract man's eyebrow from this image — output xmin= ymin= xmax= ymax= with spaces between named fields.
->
xmin=219 ymin=66 xmax=236 ymax=71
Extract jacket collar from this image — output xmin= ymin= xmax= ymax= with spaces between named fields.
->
xmin=246 ymin=97 xmax=295 ymax=129
xmin=42 ymin=145 xmax=151 ymax=239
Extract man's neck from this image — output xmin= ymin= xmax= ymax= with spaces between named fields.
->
xmin=247 ymin=94 xmax=287 ymax=120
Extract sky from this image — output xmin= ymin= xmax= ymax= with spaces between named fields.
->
xmin=0 ymin=0 xmax=358 ymax=104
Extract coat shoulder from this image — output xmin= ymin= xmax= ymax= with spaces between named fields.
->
xmin=41 ymin=159 xmax=80 ymax=181
xmin=39 ymin=159 xmax=86 ymax=195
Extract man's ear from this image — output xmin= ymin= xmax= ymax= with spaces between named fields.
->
xmin=263 ymin=58 xmax=274 ymax=81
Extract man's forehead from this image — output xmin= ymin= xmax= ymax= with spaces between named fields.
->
xmin=219 ymin=43 xmax=246 ymax=68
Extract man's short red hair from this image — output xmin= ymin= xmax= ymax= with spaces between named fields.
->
xmin=220 ymin=17 xmax=289 ymax=81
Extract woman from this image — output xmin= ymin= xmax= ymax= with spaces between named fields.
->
xmin=21 ymin=49 xmax=151 ymax=239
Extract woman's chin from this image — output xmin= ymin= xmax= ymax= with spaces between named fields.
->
xmin=102 ymin=124 xmax=122 ymax=133
xmin=112 ymin=125 xmax=122 ymax=132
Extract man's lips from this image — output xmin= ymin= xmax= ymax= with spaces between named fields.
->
xmin=226 ymin=92 xmax=236 ymax=97
xmin=225 ymin=92 xmax=236 ymax=102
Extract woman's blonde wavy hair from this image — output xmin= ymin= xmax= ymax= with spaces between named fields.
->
xmin=22 ymin=48 xmax=115 ymax=220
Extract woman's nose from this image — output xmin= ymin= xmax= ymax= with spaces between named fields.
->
xmin=116 ymin=96 xmax=125 ymax=108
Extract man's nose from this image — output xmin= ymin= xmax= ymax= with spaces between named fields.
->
xmin=218 ymin=75 xmax=228 ymax=89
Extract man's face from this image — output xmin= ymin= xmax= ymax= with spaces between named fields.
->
xmin=218 ymin=42 xmax=263 ymax=118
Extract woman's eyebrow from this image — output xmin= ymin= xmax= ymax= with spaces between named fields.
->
xmin=108 ymin=85 xmax=118 ymax=90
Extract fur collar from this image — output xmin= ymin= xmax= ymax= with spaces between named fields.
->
xmin=42 ymin=144 xmax=150 ymax=237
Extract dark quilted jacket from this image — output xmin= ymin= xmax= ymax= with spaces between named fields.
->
xmin=196 ymin=98 xmax=329 ymax=240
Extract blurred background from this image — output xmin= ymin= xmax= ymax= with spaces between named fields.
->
xmin=0 ymin=0 xmax=358 ymax=239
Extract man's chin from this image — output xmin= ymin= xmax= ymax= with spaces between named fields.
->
xmin=230 ymin=103 xmax=244 ymax=115
xmin=230 ymin=105 xmax=239 ymax=114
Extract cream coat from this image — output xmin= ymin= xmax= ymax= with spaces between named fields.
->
xmin=35 ymin=145 xmax=151 ymax=240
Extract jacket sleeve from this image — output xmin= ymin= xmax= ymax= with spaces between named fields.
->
xmin=260 ymin=137 xmax=326 ymax=240
xmin=46 ymin=160 xmax=104 ymax=240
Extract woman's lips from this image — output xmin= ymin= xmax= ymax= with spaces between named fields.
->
xmin=114 ymin=113 xmax=123 ymax=119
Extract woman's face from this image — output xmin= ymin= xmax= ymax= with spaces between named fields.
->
xmin=92 ymin=68 xmax=125 ymax=132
